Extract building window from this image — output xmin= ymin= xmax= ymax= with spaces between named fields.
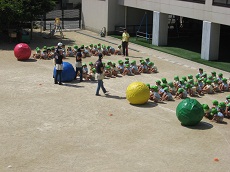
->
xmin=179 ymin=0 xmax=205 ymax=4
xmin=213 ymin=0 xmax=230 ymax=7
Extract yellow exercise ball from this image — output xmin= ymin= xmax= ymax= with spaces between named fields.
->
xmin=126 ymin=82 xmax=150 ymax=105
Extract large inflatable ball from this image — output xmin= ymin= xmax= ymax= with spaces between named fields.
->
xmin=14 ymin=43 xmax=31 ymax=61
xmin=126 ymin=82 xmax=150 ymax=105
xmin=176 ymin=98 xmax=204 ymax=126
xmin=53 ymin=62 xmax=75 ymax=82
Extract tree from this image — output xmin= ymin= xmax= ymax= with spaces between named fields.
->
xmin=0 ymin=0 xmax=56 ymax=30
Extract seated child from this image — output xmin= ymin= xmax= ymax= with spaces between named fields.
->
xmin=97 ymin=46 xmax=103 ymax=54
xmin=211 ymin=71 xmax=216 ymax=79
xmin=104 ymin=65 xmax=112 ymax=77
xmin=211 ymin=108 xmax=224 ymax=123
xmin=225 ymin=95 xmax=230 ymax=104
xmin=218 ymin=102 xmax=226 ymax=114
xmin=212 ymin=78 xmax=221 ymax=92
xmin=138 ymin=61 xmax=149 ymax=73
xmin=114 ymin=45 xmax=122 ymax=55
xmin=155 ymin=80 xmax=162 ymax=90
xmin=161 ymin=78 xmax=168 ymax=84
xmin=111 ymin=62 xmax=118 ymax=77
xmin=202 ymin=80 xmax=214 ymax=94
xmin=197 ymin=68 xmax=204 ymax=78
xmin=130 ymin=61 xmax=140 ymax=75
xmin=89 ymin=68 xmax=96 ymax=81
xmin=185 ymin=83 xmax=197 ymax=97
xmin=175 ymin=88 xmax=187 ymax=99
xmin=212 ymin=100 xmax=219 ymax=109
xmin=168 ymin=82 xmax=177 ymax=95
xmin=82 ymin=63 xmax=90 ymax=80
xmin=202 ymin=104 xmax=212 ymax=119
xmin=217 ymin=73 xmax=223 ymax=84
xmin=117 ymin=60 xmax=125 ymax=74
xmin=92 ymin=45 xmax=98 ymax=56
xmin=33 ymin=47 xmax=41 ymax=59
xmin=220 ymin=78 xmax=229 ymax=91
xmin=66 ymin=47 xmax=74 ymax=57
xmin=194 ymin=82 xmax=203 ymax=96
xmin=41 ymin=49 xmax=48 ymax=60
xmin=159 ymin=83 xmax=167 ymax=97
xmin=162 ymin=87 xmax=174 ymax=101
xmin=173 ymin=75 xmax=180 ymax=87
xmin=88 ymin=62 xmax=94 ymax=70
xmin=73 ymin=45 xmax=78 ymax=55
xmin=197 ymin=78 xmax=204 ymax=89
xmin=107 ymin=46 xmax=115 ymax=55
xmin=225 ymin=103 xmax=230 ymax=118
xmin=148 ymin=62 xmax=158 ymax=73
xmin=150 ymin=86 xmax=161 ymax=102
xmin=102 ymin=45 xmax=111 ymax=56
xmin=47 ymin=47 xmax=53 ymax=60
xmin=123 ymin=64 xmax=134 ymax=76
xmin=61 ymin=44 xmax=66 ymax=58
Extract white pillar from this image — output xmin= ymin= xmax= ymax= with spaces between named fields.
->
xmin=201 ymin=21 xmax=220 ymax=61
xmin=152 ymin=11 xmax=168 ymax=46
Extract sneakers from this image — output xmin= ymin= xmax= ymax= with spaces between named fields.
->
xmin=95 ymin=94 xmax=101 ymax=96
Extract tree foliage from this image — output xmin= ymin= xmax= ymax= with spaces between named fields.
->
xmin=0 ymin=0 xmax=56 ymax=29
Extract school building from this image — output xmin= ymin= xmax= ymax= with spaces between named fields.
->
xmin=81 ymin=0 xmax=230 ymax=61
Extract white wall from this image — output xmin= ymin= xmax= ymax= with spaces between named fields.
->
xmin=82 ymin=0 xmax=108 ymax=33
xmin=119 ymin=0 xmax=230 ymax=26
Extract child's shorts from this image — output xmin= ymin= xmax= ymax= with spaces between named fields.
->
xmin=56 ymin=64 xmax=63 ymax=70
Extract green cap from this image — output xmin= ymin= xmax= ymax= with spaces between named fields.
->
xmin=161 ymin=83 xmax=167 ymax=88
xmin=92 ymin=68 xmax=96 ymax=73
xmin=218 ymin=73 xmax=223 ymax=77
xmin=178 ymin=88 xmax=184 ymax=93
xmin=156 ymin=80 xmax=161 ymax=84
xmin=218 ymin=102 xmax=226 ymax=108
xmin=211 ymin=108 xmax=218 ymax=115
xmin=89 ymin=62 xmax=93 ymax=65
xmin=112 ymin=62 xmax=116 ymax=66
xmin=118 ymin=60 xmax=123 ymax=64
xmin=194 ymin=82 xmax=198 ymax=86
xmin=206 ymin=80 xmax=212 ymax=84
xmin=118 ymin=45 xmax=121 ymax=48
xmin=180 ymin=79 xmax=185 ymax=84
xmin=105 ymin=65 xmax=111 ymax=69
xmin=195 ymin=74 xmax=200 ymax=79
xmin=82 ymin=63 xmax=86 ymax=66
xmin=146 ymin=83 xmax=150 ymax=87
xmin=198 ymin=78 xmax=202 ymax=81
xmin=174 ymin=75 xmax=179 ymax=80
xmin=125 ymin=64 xmax=130 ymax=67
xmin=213 ymin=78 xmax=218 ymax=83
xmin=222 ymin=78 xmax=227 ymax=82
xmin=152 ymin=86 xmax=158 ymax=91
xmin=182 ymin=76 xmax=187 ymax=81
xmin=164 ymin=87 xmax=169 ymax=92
xmin=211 ymin=71 xmax=216 ymax=75
xmin=125 ymin=57 xmax=129 ymax=61
xmin=185 ymin=83 xmax=192 ymax=89
xmin=212 ymin=100 xmax=219 ymax=105
xmin=168 ymin=82 xmax=174 ymax=87
xmin=208 ymin=75 xmax=213 ymax=79
xmin=227 ymin=103 xmax=230 ymax=107
xmin=202 ymin=104 xmax=210 ymax=110
xmin=145 ymin=57 xmax=150 ymax=60
xmin=161 ymin=78 xmax=167 ymax=83
xmin=188 ymin=74 xmax=193 ymax=79
xmin=199 ymin=68 xmax=203 ymax=71
xmin=226 ymin=95 xmax=230 ymax=99
xmin=148 ymin=62 xmax=154 ymax=66
xmin=131 ymin=60 xmax=136 ymax=64
xmin=90 ymin=44 xmax=93 ymax=47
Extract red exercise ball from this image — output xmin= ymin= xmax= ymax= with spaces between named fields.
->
xmin=14 ymin=43 xmax=31 ymax=61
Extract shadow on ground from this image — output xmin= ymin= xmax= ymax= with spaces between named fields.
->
xmin=183 ymin=121 xmax=213 ymax=130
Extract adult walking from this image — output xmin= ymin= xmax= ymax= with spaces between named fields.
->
xmin=54 ymin=48 xmax=64 ymax=85
xmin=121 ymin=28 xmax=130 ymax=56
xmin=75 ymin=48 xmax=83 ymax=82
xmin=95 ymin=53 xmax=108 ymax=96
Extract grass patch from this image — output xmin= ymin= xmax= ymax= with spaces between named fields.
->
xmin=111 ymin=35 xmax=230 ymax=72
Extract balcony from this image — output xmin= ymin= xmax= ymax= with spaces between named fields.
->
xmin=213 ymin=0 xmax=230 ymax=7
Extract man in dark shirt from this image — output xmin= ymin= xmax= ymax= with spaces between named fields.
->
xmin=95 ymin=53 xmax=108 ymax=96
xmin=75 ymin=49 xmax=83 ymax=82
xmin=54 ymin=48 xmax=63 ymax=85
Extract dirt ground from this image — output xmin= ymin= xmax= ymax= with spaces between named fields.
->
xmin=0 ymin=30 xmax=230 ymax=172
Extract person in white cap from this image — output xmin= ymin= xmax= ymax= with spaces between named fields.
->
xmin=54 ymin=48 xmax=64 ymax=85
xmin=56 ymin=42 xmax=63 ymax=54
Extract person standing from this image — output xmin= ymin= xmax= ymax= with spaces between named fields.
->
xmin=75 ymin=48 xmax=83 ymax=82
xmin=54 ymin=48 xmax=64 ymax=85
xmin=121 ymin=28 xmax=130 ymax=56
xmin=95 ymin=53 xmax=108 ymax=96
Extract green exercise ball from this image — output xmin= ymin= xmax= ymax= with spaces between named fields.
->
xmin=176 ymin=98 xmax=204 ymax=126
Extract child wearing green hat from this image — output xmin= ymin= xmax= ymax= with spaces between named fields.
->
xmin=102 ymin=45 xmax=111 ymax=56
xmin=155 ymin=80 xmax=161 ymax=90
xmin=168 ymin=82 xmax=177 ymax=95
xmin=33 ymin=47 xmax=41 ymax=59
xmin=225 ymin=103 xmax=230 ymax=118
xmin=138 ymin=61 xmax=149 ymax=73
xmin=212 ymin=100 xmax=219 ymax=109
xmin=217 ymin=73 xmax=223 ymax=84
xmin=212 ymin=78 xmax=221 ymax=93
xmin=104 ymin=65 xmax=112 ymax=77
xmin=175 ymin=88 xmax=187 ymax=99
xmin=92 ymin=45 xmax=99 ymax=56
xmin=220 ymin=78 xmax=229 ymax=91
xmin=123 ymin=64 xmax=134 ymax=76
xmin=211 ymin=108 xmax=224 ymax=123
xmin=162 ymin=87 xmax=174 ymax=101
xmin=147 ymin=62 xmax=158 ymax=73
xmin=82 ymin=63 xmax=90 ymax=80
xmin=194 ymin=82 xmax=203 ymax=96
xmin=202 ymin=104 xmax=211 ymax=119
xmin=202 ymin=80 xmax=214 ymax=94
xmin=225 ymin=95 xmax=230 ymax=105
xmin=111 ymin=62 xmax=118 ymax=77
xmin=150 ymin=86 xmax=161 ymax=102
xmin=173 ymin=75 xmax=180 ymax=87
xmin=130 ymin=60 xmax=140 ymax=75
xmin=114 ymin=45 xmax=122 ymax=55
xmin=117 ymin=60 xmax=125 ymax=73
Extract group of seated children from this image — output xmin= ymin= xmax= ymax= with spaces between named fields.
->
xmin=202 ymin=95 xmax=230 ymax=123
xmin=33 ymin=44 xmax=68 ymax=60
xmin=146 ymin=68 xmax=230 ymax=102
xmin=79 ymin=57 xmax=158 ymax=81
xmin=66 ymin=43 xmax=123 ymax=58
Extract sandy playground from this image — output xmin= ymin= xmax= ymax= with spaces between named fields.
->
xmin=0 ymin=29 xmax=230 ymax=172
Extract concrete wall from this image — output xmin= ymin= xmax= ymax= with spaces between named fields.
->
xmin=119 ymin=0 xmax=230 ymax=26
xmin=82 ymin=0 xmax=108 ymax=33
